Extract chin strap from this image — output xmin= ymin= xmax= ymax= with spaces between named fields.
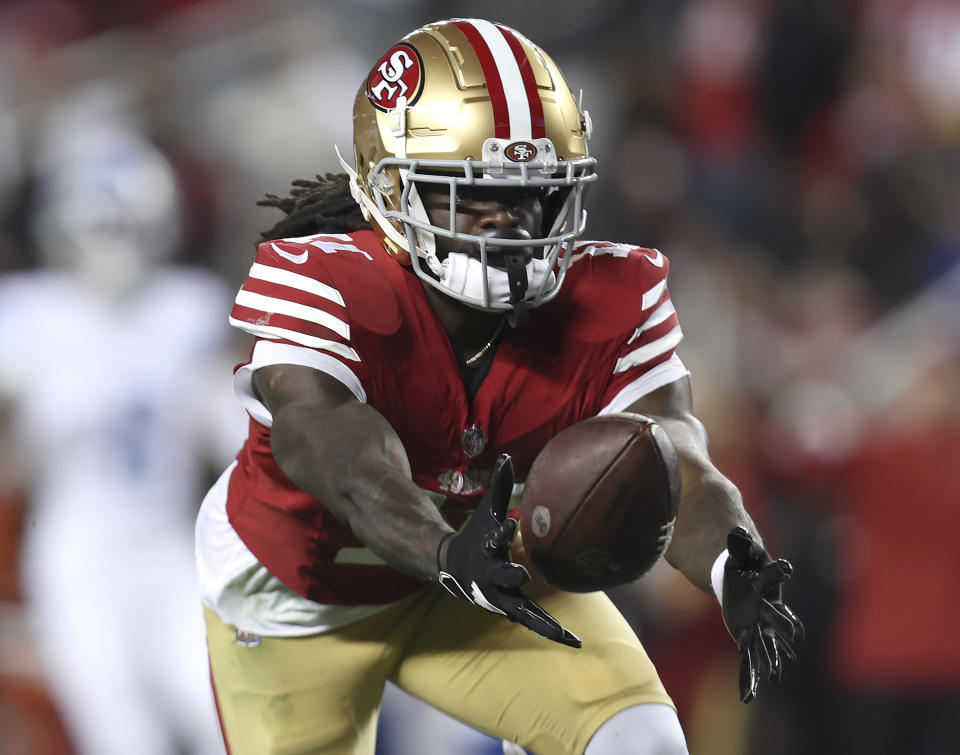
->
xmin=482 ymin=229 xmax=534 ymax=327
xmin=502 ymin=251 xmax=530 ymax=326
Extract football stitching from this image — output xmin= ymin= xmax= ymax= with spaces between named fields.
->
xmin=549 ymin=431 xmax=641 ymax=556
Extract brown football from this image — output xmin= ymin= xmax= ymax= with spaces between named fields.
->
xmin=518 ymin=413 xmax=681 ymax=592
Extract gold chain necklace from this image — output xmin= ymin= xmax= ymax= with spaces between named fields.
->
xmin=462 ymin=317 xmax=507 ymax=367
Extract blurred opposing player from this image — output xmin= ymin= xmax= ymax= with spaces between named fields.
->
xmin=0 ymin=127 xmax=243 ymax=755
xmin=197 ymin=19 xmax=803 ymax=755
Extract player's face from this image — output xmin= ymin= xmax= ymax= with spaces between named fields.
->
xmin=418 ymin=183 xmax=546 ymax=261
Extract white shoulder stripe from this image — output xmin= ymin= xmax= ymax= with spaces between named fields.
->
xmin=614 ymin=325 xmax=683 ymax=374
xmin=642 ymin=279 xmax=667 ymax=310
xmin=250 ymin=340 xmax=366 ymax=403
xmin=228 ymin=317 xmax=361 ymax=361
xmin=467 ymin=19 xmax=531 ymax=139
xmin=627 ymin=300 xmax=676 ymax=344
xmin=248 ymin=262 xmax=345 ymax=306
xmin=235 ymin=289 xmax=350 ymax=339
xmin=600 ymin=354 xmax=690 ymax=414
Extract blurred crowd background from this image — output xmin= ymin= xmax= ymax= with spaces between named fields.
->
xmin=1 ymin=0 xmax=959 ymax=753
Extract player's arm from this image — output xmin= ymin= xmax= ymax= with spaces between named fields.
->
xmin=254 ymin=362 xmax=580 ymax=647
xmin=255 ymin=362 xmax=454 ymax=581
xmin=625 ymin=375 xmax=803 ymax=702
xmin=624 ymin=374 xmax=750 ymax=589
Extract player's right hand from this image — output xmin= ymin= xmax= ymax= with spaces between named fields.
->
xmin=437 ymin=455 xmax=582 ymax=649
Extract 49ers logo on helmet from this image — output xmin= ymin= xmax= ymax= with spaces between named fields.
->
xmin=506 ymin=142 xmax=538 ymax=162
xmin=367 ymin=43 xmax=425 ymax=112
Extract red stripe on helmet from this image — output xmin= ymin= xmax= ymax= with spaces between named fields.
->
xmin=495 ymin=24 xmax=546 ymax=139
xmin=453 ymin=20 xmax=511 ymax=139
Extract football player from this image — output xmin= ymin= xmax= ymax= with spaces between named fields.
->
xmin=0 ymin=122 xmax=241 ymax=755
xmin=197 ymin=18 xmax=803 ymax=755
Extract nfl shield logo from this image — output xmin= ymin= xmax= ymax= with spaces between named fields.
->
xmin=236 ymin=630 xmax=261 ymax=647
xmin=461 ymin=424 xmax=485 ymax=458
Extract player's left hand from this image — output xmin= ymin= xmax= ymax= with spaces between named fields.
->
xmin=720 ymin=526 xmax=804 ymax=703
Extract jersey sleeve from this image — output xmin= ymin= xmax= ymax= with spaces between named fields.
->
xmin=596 ymin=247 xmax=690 ymax=414
xmin=228 ymin=239 xmax=368 ymax=425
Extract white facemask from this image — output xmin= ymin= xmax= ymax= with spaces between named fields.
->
xmin=439 ymin=252 xmax=557 ymax=305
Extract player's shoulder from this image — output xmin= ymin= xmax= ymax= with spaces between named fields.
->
xmin=566 ymin=240 xmax=670 ymax=283
xmin=250 ymin=229 xmax=401 ymax=334
xmin=257 ymin=230 xmax=386 ymax=270
xmin=553 ymin=240 xmax=672 ymax=342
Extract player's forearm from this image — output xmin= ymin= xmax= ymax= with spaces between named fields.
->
xmin=648 ymin=412 xmax=758 ymax=592
xmin=343 ymin=465 xmax=455 ymax=581
xmin=664 ymin=465 xmax=757 ymax=592
xmin=269 ymin=401 xmax=454 ymax=582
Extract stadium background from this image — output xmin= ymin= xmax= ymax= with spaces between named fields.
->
xmin=1 ymin=0 xmax=958 ymax=753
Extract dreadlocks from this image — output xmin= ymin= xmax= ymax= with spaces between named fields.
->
xmin=257 ymin=172 xmax=370 ymax=242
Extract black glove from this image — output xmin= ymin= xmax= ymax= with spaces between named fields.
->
xmin=438 ymin=455 xmax=581 ymax=649
xmin=721 ymin=526 xmax=804 ymax=703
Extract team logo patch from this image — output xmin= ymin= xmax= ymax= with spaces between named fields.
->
xmin=437 ymin=469 xmax=465 ymax=494
xmin=505 ymin=141 xmax=537 ymax=162
xmin=236 ymin=630 xmax=261 ymax=647
xmin=366 ymin=43 xmax=425 ymax=112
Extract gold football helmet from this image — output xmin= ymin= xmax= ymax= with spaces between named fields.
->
xmin=337 ymin=18 xmax=597 ymax=318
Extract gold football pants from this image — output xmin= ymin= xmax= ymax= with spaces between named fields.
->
xmin=204 ymin=585 xmax=673 ymax=755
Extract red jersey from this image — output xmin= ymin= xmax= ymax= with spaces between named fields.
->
xmin=225 ymin=230 xmax=684 ymax=606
